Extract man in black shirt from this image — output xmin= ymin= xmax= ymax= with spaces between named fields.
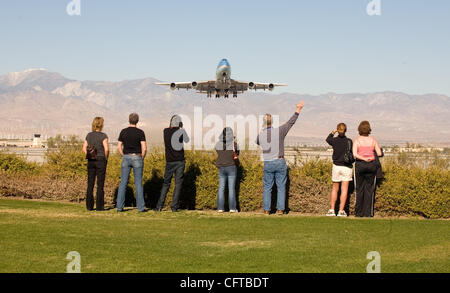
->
xmin=116 ymin=113 xmax=147 ymax=212
xmin=155 ymin=115 xmax=190 ymax=212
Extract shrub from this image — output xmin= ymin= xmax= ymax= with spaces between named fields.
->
xmin=376 ymin=159 xmax=450 ymax=219
xmin=0 ymin=149 xmax=449 ymax=218
xmin=297 ymin=157 xmax=333 ymax=184
xmin=45 ymin=144 xmax=86 ymax=179
xmin=0 ymin=152 xmax=39 ymax=174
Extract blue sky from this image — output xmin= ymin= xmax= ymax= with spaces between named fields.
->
xmin=1 ymin=0 xmax=449 ymax=95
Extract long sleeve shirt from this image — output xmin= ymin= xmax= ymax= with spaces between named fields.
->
xmin=164 ymin=127 xmax=190 ymax=162
xmin=256 ymin=112 xmax=299 ymax=161
xmin=326 ymin=133 xmax=353 ymax=168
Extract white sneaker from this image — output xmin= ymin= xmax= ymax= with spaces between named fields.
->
xmin=218 ymin=210 xmax=224 ymax=213
xmin=337 ymin=210 xmax=348 ymax=217
xmin=229 ymin=210 xmax=238 ymax=213
xmin=326 ymin=209 xmax=336 ymax=217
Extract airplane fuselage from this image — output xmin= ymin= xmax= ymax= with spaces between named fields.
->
xmin=215 ymin=59 xmax=232 ymax=92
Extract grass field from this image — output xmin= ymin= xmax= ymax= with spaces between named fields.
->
xmin=0 ymin=198 xmax=448 ymax=273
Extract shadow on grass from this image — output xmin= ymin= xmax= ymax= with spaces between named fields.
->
xmin=180 ymin=164 xmax=201 ymax=210
xmin=113 ymin=185 xmax=136 ymax=209
xmin=144 ymin=170 xmax=164 ymax=209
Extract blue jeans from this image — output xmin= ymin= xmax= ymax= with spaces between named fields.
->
xmin=217 ymin=165 xmax=237 ymax=211
xmin=263 ymin=159 xmax=287 ymax=211
xmin=117 ymin=155 xmax=145 ymax=212
xmin=157 ymin=160 xmax=185 ymax=211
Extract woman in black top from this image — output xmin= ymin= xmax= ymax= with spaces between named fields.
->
xmin=82 ymin=117 xmax=109 ymax=211
xmin=215 ymin=127 xmax=240 ymax=213
xmin=325 ymin=123 xmax=353 ymax=217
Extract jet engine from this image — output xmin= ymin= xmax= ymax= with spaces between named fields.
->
xmin=170 ymin=83 xmax=176 ymax=90
xmin=268 ymin=83 xmax=275 ymax=91
xmin=191 ymin=81 xmax=198 ymax=89
xmin=248 ymin=82 xmax=255 ymax=89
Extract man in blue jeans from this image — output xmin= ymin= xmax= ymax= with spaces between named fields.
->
xmin=155 ymin=115 xmax=190 ymax=212
xmin=256 ymin=100 xmax=305 ymax=215
xmin=116 ymin=113 xmax=147 ymax=212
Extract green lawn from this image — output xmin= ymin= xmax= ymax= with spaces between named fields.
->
xmin=0 ymin=198 xmax=448 ymax=273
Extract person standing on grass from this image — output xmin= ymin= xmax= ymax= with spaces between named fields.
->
xmin=154 ymin=115 xmax=190 ymax=212
xmin=326 ymin=123 xmax=353 ymax=217
xmin=82 ymin=117 xmax=109 ymax=211
xmin=215 ymin=127 xmax=240 ymax=213
xmin=256 ymin=100 xmax=305 ymax=215
xmin=353 ymin=121 xmax=382 ymax=218
xmin=116 ymin=113 xmax=147 ymax=213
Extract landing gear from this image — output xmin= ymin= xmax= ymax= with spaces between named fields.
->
xmin=233 ymin=92 xmax=238 ymax=98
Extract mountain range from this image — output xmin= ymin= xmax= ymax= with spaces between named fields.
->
xmin=1 ymin=69 xmax=449 ymax=146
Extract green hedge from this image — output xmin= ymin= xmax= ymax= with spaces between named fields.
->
xmin=1 ymin=150 xmax=449 ymax=218
xmin=376 ymin=160 xmax=450 ymax=219
xmin=0 ymin=153 xmax=39 ymax=174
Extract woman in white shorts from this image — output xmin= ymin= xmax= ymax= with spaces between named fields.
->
xmin=325 ymin=123 xmax=353 ymax=217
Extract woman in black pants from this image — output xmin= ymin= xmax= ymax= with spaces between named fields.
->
xmin=82 ymin=117 xmax=109 ymax=211
xmin=352 ymin=121 xmax=382 ymax=217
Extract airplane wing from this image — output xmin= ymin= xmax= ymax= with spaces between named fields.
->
xmin=155 ymin=81 xmax=215 ymax=91
xmin=156 ymin=80 xmax=287 ymax=96
xmin=232 ymin=80 xmax=288 ymax=91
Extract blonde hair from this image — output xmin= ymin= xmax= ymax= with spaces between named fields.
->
xmin=92 ymin=117 xmax=104 ymax=132
xmin=337 ymin=123 xmax=347 ymax=136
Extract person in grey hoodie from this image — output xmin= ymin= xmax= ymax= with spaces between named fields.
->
xmin=256 ymin=101 xmax=305 ymax=215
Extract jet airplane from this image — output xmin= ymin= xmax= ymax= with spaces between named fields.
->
xmin=156 ymin=59 xmax=287 ymax=98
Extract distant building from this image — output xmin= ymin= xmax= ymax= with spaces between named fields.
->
xmin=32 ymin=134 xmax=42 ymax=148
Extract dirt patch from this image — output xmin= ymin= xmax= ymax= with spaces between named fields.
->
xmin=200 ymin=240 xmax=273 ymax=249
xmin=0 ymin=208 xmax=88 ymax=219
xmin=384 ymin=243 xmax=450 ymax=262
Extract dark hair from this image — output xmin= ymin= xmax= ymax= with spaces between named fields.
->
xmin=358 ymin=121 xmax=371 ymax=136
xmin=129 ymin=113 xmax=139 ymax=125
xmin=170 ymin=115 xmax=182 ymax=128
xmin=222 ymin=127 xmax=233 ymax=150
xmin=264 ymin=114 xmax=272 ymax=128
